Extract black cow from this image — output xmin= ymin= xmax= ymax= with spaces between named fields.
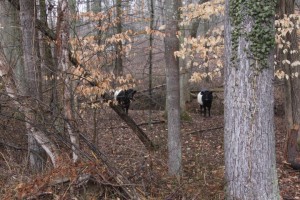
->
xmin=114 ymin=89 xmax=137 ymax=114
xmin=197 ymin=90 xmax=213 ymax=117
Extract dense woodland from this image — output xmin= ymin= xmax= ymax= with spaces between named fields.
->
xmin=0 ymin=0 xmax=300 ymax=199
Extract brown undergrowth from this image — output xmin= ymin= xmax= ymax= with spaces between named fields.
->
xmin=0 ymin=98 xmax=298 ymax=199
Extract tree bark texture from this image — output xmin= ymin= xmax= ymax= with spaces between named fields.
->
xmin=285 ymin=125 xmax=300 ymax=169
xmin=224 ymin=0 xmax=279 ymax=199
xmin=190 ymin=0 xmax=209 ymax=38
xmin=178 ymin=0 xmax=189 ymax=113
xmin=0 ymin=0 xmax=23 ymax=85
xmin=1 ymin=0 xmax=60 ymax=169
xmin=19 ymin=0 xmax=48 ymax=171
xmin=114 ymin=0 xmax=123 ymax=76
xmin=286 ymin=0 xmax=300 ymax=126
xmin=56 ymin=0 xmax=80 ymax=162
xmin=148 ymin=0 xmax=154 ymax=126
xmin=19 ymin=0 xmax=39 ymax=97
xmin=276 ymin=0 xmax=300 ymax=170
xmin=39 ymin=0 xmax=59 ymax=116
xmin=0 ymin=47 xmax=60 ymax=168
xmin=179 ymin=69 xmax=189 ymax=112
xmin=164 ymin=0 xmax=181 ymax=175
xmin=277 ymin=0 xmax=300 ymax=128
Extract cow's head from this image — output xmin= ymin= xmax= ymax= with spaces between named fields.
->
xmin=125 ymin=89 xmax=137 ymax=101
xmin=201 ymin=90 xmax=213 ymax=102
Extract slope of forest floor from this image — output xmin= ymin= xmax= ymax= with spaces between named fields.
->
xmin=0 ymin=99 xmax=299 ymax=199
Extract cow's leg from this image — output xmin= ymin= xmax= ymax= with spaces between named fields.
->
xmin=125 ymin=104 xmax=129 ymax=114
xmin=204 ymin=106 xmax=207 ymax=117
xmin=200 ymin=104 xmax=203 ymax=115
xmin=119 ymin=104 xmax=126 ymax=114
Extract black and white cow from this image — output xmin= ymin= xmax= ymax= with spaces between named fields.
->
xmin=114 ymin=89 xmax=137 ymax=114
xmin=197 ymin=90 xmax=213 ymax=117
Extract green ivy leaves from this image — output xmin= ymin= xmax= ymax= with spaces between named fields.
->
xmin=229 ymin=0 xmax=277 ymax=70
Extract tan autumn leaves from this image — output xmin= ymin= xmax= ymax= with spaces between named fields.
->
xmin=44 ymin=0 xmax=299 ymax=108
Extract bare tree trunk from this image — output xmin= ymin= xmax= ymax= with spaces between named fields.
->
xmin=180 ymin=0 xmax=210 ymax=111
xmin=224 ymin=0 xmax=279 ymax=199
xmin=68 ymin=0 xmax=76 ymax=37
xmin=114 ymin=0 xmax=123 ymax=76
xmin=284 ymin=1 xmax=300 ymax=127
xmin=1 ymin=0 xmax=60 ymax=169
xmin=0 ymin=47 xmax=60 ymax=168
xmin=277 ymin=0 xmax=300 ymax=169
xmin=40 ymin=0 xmax=59 ymax=117
xmin=35 ymin=36 xmax=43 ymax=102
xmin=276 ymin=0 xmax=300 ymax=129
xmin=157 ymin=0 xmax=165 ymax=25
xmin=190 ymin=0 xmax=209 ymax=38
xmin=283 ymin=53 xmax=293 ymax=128
xmin=179 ymin=67 xmax=189 ymax=112
xmin=284 ymin=125 xmax=300 ymax=169
xmin=19 ymin=0 xmax=47 ymax=171
xmin=178 ymin=4 xmax=190 ymax=114
xmin=56 ymin=0 xmax=79 ymax=162
xmin=148 ymin=0 xmax=154 ymax=127
xmin=0 ymin=0 xmax=24 ymax=88
xmin=164 ymin=0 xmax=181 ymax=175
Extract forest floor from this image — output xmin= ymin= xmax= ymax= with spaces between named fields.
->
xmin=0 ymin=98 xmax=300 ymax=199
xmin=80 ymin=98 xmax=299 ymax=200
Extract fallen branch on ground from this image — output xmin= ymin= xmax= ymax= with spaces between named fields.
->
xmin=188 ymin=126 xmax=224 ymax=135
xmin=137 ymin=120 xmax=165 ymax=126
xmin=114 ymin=120 xmax=166 ymax=129
xmin=109 ymin=103 xmax=157 ymax=151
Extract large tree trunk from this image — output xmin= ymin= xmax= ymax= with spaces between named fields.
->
xmin=0 ymin=47 xmax=60 ymax=168
xmin=148 ymin=0 xmax=154 ymax=126
xmin=19 ymin=0 xmax=48 ymax=171
xmin=285 ymin=1 xmax=300 ymax=127
xmin=178 ymin=1 xmax=190 ymax=114
xmin=164 ymin=0 xmax=181 ymax=175
xmin=285 ymin=125 xmax=300 ymax=169
xmin=114 ymin=0 xmax=123 ymax=76
xmin=1 ymin=0 xmax=60 ymax=169
xmin=40 ymin=0 xmax=59 ymax=117
xmin=56 ymin=0 xmax=80 ymax=162
xmin=224 ymin=0 xmax=279 ymax=199
xmin=190 ymin=0 xmax=209 ymax=38
xmin=0 ymin=0 xmax=23 ymax=84
xmin=277 ymin=0 xmax=300 ymax=169
xmin=276 ymin=0 xmax=300 ymax=129
xmin=179 ymin=67 xmax=189 ymax=112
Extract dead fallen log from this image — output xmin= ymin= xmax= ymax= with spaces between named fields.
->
xmin=190 ymin=92 xmax=197 ymax=98
xmin=138 ymin=120 xmax=165 ymax=126
xmin=114 ymin=120 xmax=166 ymax=129
xmin=109 ymin=103 xmax=156 ymax=151
xmin=138 ymin=84 xmax=166 ymax=93
xmin=188 ymin=126 xmax=224 ymax=135
xmin=190 ymin=87 xmax=224 ymax=94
